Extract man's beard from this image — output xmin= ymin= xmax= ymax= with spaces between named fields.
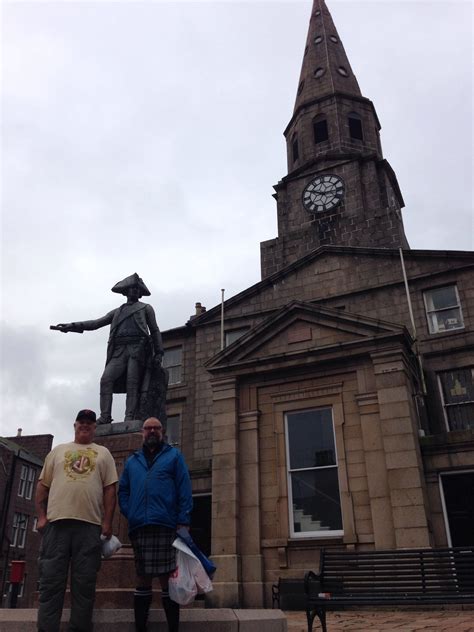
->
xmin=144 ymin=435 xmax=162 ymax=450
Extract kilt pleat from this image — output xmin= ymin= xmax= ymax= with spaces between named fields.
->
xmin=130 ymin=525 xmax=176 ymax=576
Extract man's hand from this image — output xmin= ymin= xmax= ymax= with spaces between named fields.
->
xmin=37 ymin=516 xmax=49 ymax=533
xmin=101 ymin=521 xmax=112 ymax=539
xmin=177 ymin=524 xmax=190 ymax=532
xmin=153 ymin=354 xmax=163 ymax=367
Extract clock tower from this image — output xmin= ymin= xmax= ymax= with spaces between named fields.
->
xmin=260 ymin=0 xmax=409 ymax=279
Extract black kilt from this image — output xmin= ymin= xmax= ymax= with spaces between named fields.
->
xmin=129 ymin=525 xmax=176 ymax=576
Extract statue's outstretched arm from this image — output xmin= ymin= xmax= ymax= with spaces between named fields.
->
xmin=50 ymin=309 xmax=116 ymax=333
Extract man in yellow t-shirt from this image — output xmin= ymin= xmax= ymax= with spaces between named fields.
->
xmin=35 ymin=409 xmax=118 ymax=632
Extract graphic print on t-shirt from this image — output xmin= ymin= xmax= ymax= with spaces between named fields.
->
xmin=64 ymin=448 xmax=98 ymax=480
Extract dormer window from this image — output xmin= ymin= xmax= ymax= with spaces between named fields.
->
xmin=313 ymin=115 xmax=329 ymax=144
xmin=292 ymin=135 xmax=299 ymax=162
xmin=348 ymin=112 xmax=363 ymax=140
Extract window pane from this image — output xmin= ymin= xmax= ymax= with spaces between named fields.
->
xmin=313 ymin=119 xmax=328 ymax=143
xmin=18 ymin=516 xmax=28 ymax=547
xmin=163 ymin=347 xmax=182 ymax=367
xmin=446 ymin=404 xmax=474 ymax=431
xmin=225 ymin=328 xmax=248 ymax=346
xmin=441 ymin=368 xmax=474 ymax=404
xmin=167 ymin=366 xmax=182 ymax=385
xmin=292 ymin=138 xmax=299 ymax=162
xmin=166 ymin=415 xmax=181 ymax=446
xmin=428 ymin=307 xmax=463 ymax=333
xmin=425 ymin=286 xmax=458 ymax=311
xmin=348 ymin=115 xmax=363 ymax=140
xmin=18 ymin=466 xmax=27 ymax=497
xmin=163 ymin=347 xmax=183 ymax=385
xmin=440 ymin=368 xmax=474 ymax=431
xmin=287 ymin=408 xmax=335 ymax=469
xmin=291 ymin=468 xmax=342 ymax=533
xmin=25 ymin=468 xmax=35 ymax=500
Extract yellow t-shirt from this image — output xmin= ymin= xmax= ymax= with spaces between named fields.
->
xmin=39 ymin=441 xmax=118 ymax=526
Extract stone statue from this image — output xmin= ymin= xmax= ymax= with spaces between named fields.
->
xmin=51 ymin=273 xmax=168 ymax=425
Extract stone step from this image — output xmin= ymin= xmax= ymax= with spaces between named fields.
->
xmin=1 ymin=608 xmax=288 ymax=631
xmin=65 ymin=589 xmax=206 ymax=609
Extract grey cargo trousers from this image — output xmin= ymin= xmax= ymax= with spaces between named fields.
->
xmin=37 ymin=520 xmax=102 ymax=632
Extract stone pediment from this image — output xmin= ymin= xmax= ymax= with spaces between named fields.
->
xmin=191 ymin=246 xmax=474 ymax=328
xmin=205 ymin=301 xmax=409 ymax=371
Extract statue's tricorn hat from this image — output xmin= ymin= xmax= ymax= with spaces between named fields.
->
xmin=111 ymin=273 xmax=151 ymax=297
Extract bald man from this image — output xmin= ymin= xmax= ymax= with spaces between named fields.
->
xmin=118 ymin=418 xmax=192 ymax=632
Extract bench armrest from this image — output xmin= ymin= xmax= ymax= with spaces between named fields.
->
xmin=304 ymin=570 xmax=322 ymax=596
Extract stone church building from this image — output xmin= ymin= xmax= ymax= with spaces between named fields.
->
xmin=138 ymin=0 xmax=473 ymax=609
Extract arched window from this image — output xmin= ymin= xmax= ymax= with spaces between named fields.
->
xmin=292 ymin=134 xmax=299 ymax=162
xmin=313 ymin=115 xmax=329 ymax=144
xmin=348 ymin=112 xmax=363 ymax=140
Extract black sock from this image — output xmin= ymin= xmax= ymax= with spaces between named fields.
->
xmin=134 ymin=586 xmax=152 ymax=632
xmin=162 ymin=591 xmax=180 ymax=632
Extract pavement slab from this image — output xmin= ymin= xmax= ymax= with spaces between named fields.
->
xmin=284 ymin=609 xmax=474 ymax=632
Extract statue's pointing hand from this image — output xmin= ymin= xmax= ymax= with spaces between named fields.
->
xmin=50 ymin=323 xmax=83 ymax=333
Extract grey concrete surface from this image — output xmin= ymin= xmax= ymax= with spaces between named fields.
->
xmin=0 ymin=608 xmax=288 ymax=631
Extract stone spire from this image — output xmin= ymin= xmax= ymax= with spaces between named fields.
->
xmin=294 ymin=0 xmax=362 ymax=113
xmin=260 ymin=0 xmax=409 ymax=279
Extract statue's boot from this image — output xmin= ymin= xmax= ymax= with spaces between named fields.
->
xmin=124 ymin=387 xmax=139 ymax=422
xmin=97 ymin=391 xmax=113 ymax=425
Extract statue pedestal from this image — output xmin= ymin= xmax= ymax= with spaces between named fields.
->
xmin=93 ymin=421 xmax=144 ymax=607
xmin=95 ymin=419 xmax=143 ymax=437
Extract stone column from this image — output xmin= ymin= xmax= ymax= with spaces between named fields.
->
xmin=239 ymin=410 xmax=264 ymax=607
xmin=372 ymin=351 xmax=431 ymax=549
xmin=357 ymin=392 xmax=396 ymax=549
xmin=208 ymin=377 xmax=241 ymax=607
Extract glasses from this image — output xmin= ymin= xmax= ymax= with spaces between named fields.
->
xmin=143 ymin=426 xmax=162 ymax=432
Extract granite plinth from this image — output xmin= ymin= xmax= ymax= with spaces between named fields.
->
xmin=95 ymin=419 xmax=143 ymax=436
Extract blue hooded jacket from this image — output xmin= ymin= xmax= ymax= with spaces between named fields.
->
xmin=118 ymin=443 xmax=192 ymax=533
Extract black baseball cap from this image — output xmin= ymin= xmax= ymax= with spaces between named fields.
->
xmin=75 ymin=409 xmax=97 ymax=423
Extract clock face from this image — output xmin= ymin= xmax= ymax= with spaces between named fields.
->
xmin=302 ymin=174 xmax=344 ymax=213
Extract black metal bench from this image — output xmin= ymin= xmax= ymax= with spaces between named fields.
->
xmin=272 ymin=577 xmax=306 ymax=610
xmin=304 ymin=546 xmax=474 ymax=632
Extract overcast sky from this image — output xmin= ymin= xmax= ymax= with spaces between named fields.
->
xmin=1 ymin=0 xmax=472 ymax=446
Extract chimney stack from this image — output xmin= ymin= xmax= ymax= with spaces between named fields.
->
xmin=195 ymin=302 xmax=207 ymax=316
xmin=17 ymin=428 xmax=22 ymax=437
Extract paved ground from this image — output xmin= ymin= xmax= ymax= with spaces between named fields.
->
xmin=285 ymin=608 xmax=474 ymax=631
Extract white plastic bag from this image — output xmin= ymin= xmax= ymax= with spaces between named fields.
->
xmin=100 ymin=534 xmax=122 ymax=559
xmin=168 ymin=539 xmax=213 ymax=605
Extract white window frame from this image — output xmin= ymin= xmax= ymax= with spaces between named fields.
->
xmin=25 ymin=467 xmax=35 ymax=500
xmin=284 ymin=407 xmax=343 ymax=539
xmin=18 ymin=465 xmax=35 ymax=499
xmin=32 ymin=517 xmax=38 ymax=532
xmin=163 ymin=347 xmax=183 ymax=385
xmin=18 ymin=465 xmax=28 ymax=498
xmin=423 ymin=285 xmax=464 ymax=334
xmin=11 ymin=513 xmax=28 ymax=548
xmin=437 ymin=367 xmax=474 ymax=432
xmin=3 ymin=576 xmax=25 ymax=599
